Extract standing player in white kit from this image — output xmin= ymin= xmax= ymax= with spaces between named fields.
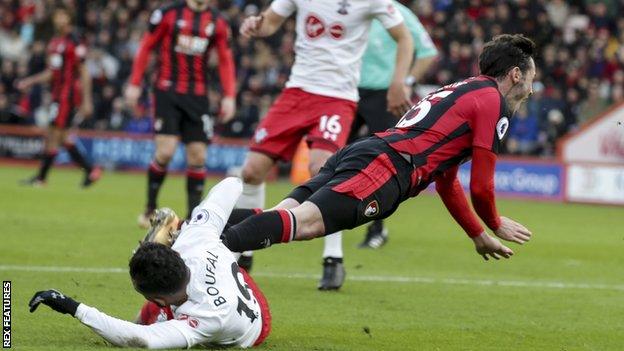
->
xmin=29 ymin=178 xmax=271 ymax=348
xmin=234 ymin=0 xmax=414 ymax=286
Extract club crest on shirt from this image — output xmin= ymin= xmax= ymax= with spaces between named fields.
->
xmin=496 ymin=117 xmax=510 ymax=140
xmin=364 ymin=200 xmax=379 ymax=217
xmin=191 ymin=209 xmax=210 ymax=225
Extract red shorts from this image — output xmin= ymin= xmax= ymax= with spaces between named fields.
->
xmin=240 ymin=268 xmax=271 ymax=346
xmin=51 ymin=99 xmax=77 ymax=129
xmin=250 ymin=88 xmax=357 ymax=161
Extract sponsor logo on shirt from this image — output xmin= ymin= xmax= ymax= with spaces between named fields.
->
xmin=329 ymin=23 xmax=345 ymax=39
xmin=305 ymin=14 xmax=325 ymax=39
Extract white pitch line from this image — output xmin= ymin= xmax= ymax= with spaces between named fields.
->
xmin=1 ymin=265 xmax=623 ymax=292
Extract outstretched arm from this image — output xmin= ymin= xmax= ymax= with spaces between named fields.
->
xmin=214 ymin=18 xmax=236 ymax=122
xmin=386 ymin=23 xmax=414 ymax=117
xmin=434 ymin=163 xmax=514 ymax=261
xmin=29 ymin=290 xmax=198 ymax=349
xmin=239 ymin=8 xmax=287 ymax=38
xmin=75 ymin=304 xmax=191 ymax=349
xmin=434 ymin=165 xmax=484 ymax=238
xmin=15 ymin=69 xmax=52 ymax=91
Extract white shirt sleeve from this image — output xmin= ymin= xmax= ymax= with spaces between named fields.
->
xmin=270 ymin=0 xmax=296 ymax=18
xmin=75 ymin=304 xmax=205 ymax=349
xmin=370 ymin=0 xmax=403 ymax=29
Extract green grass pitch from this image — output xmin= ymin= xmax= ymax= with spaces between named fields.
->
xmin=1 ymin=165 xmax=623 ymax=350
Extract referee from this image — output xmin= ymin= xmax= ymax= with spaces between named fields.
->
xmin=319 ymin=1 xmax=438 ymax=290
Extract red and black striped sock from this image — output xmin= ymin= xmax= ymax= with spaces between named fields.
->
xmin=146 ymin=160 xmax=168 ymax=212
xmin=64 ymin=143 xmax=92 ymax=173
xmin=37 ymin=150 xmax=58 ymax=181
xmin=186 ymin=166 xmax=206 ymax=218
xmin=222 ymin=209 xmax=296 ymax=252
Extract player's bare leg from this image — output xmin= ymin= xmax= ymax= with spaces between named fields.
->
xmin=21 ymin=127 xmax=63 ymax=186
xmin=139 ymin=135 xmax=177 ymax=228
xmin=235 ymin=151 xmax=275 ymax=269
xmin=185 ymin=141 xmax=207 ymax=219
xmin=310 ymin=148 xmax=346 ymax=291
xmin=58 ymin=131 xmax=101 ymax=188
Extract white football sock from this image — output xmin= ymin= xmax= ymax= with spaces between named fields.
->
xmin=236 ymin=182 xmax=266 ymax=209
xmin=322 ymin=231 xmax=343 ymax=258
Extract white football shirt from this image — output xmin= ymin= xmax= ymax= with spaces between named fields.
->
xmin=75 ymin=178 xmax=263 ymax=349
xmin=271 ymin=0 xmax=404 ymax=101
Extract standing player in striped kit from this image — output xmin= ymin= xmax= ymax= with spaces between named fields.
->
xmin=318 ymin=2 xmax=439 ymax=290
xmin=17 ymin=6 xmax=101 ymax=188
xmin=125 ymin=0 xmax=236 ymax=226
xmin=233 ymin=0 xmax=414 ymax=280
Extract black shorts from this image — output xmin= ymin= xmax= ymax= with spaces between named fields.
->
xmin=153 ymin=89 xmax=213 ymax=144
xmin=288 ymin=136 xmax=413 ymax=234
xmin=347 ymin=88 xmax=399 ymax=142
xmin=50 ymin=100 xmax=77 ymax=129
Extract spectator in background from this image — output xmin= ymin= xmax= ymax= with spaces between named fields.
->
xmin=0 ymin=0 xmax=624 ymax=159
xmin=506 ymin=105 xmax=539 ymax=156
xmin=578 ymin=79 xmax=610 ymax=124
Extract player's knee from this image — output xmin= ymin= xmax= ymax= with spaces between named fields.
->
xmin=308 ymin=151 xmax=332 ymax=176
xmin=186 ymin=152 xmax=205 ymax=167
xmin=155 ymin=151 xmax=174 ymax=165
xmin=241 ymin=162 xmax=268 ymax=185
xmin=308 ymin=160 xmax=325 ymax=176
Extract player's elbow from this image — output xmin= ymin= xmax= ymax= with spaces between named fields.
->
xmin=470 ymin=181 xmax=492 ymax=203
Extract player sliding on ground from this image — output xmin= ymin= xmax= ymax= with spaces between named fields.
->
xmin=29 ymin=178 xmax=271 ymax=349
xmin=221 ymin=34 xmax=534 ymax=261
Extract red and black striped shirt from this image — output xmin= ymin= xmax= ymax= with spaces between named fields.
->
xmin=376 ymin=75 xmax=511 ymax=197
xmin=47 ymin=33 xmax=86 ymax=106
xmin=129 ymin=1 xmax=236 ymax=97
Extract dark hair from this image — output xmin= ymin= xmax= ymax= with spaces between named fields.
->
xmin=478 ymin=34 xmax=536 ymax=78
xmin=129 ymin=242 xmax=188 ymax=295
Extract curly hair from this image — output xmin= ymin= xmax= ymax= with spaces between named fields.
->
xmin=479 ymin=34 xmax=536 ymax=79
xmin=129 ymin=242 xmax=188 ymax=295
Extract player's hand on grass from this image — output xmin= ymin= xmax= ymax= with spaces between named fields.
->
xmin=29 ymin=289 xmax=80 ymax=316
xmin=472 ymin=232 xmax=514 ymax=261
xmin=240 ymin=15 xmax=264 ymax=38
xmin=124 ymin=84 xmax=142 ymax=110
xmin=387 ymin=81 xmax=412 ymax=117
xmin=220 ymin=96 xmax=236 ymax=123
xmin=494 ymin=216 xmax=532 ymax=244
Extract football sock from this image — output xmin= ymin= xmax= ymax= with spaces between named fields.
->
xmin=233 ymin=182 xmax=264 ymax=259
xmin=369 ymin=219 xmax=384 ymax=233
xmin=236 ymin=182 xmax=265 ymax=209
xmin=37 ymin=149 xmax=58 ymax=181
xmin=322 ymin=231 xmax=343 ymax=258
xmin=64 ymin=143 xmax=92 ymax=172
xmin=222 ymin=209 xmax=295 ymax=252
xmin=146 ymin=160 xmax=167 ymax=212
xmin=186 ymin=166 xmax=206 ymax=218
xmin=228 ymin=208 xmax=262 ymax=226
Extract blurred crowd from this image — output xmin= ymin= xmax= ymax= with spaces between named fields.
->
xmin=1 ymin=0 xmax=624 ymax=157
